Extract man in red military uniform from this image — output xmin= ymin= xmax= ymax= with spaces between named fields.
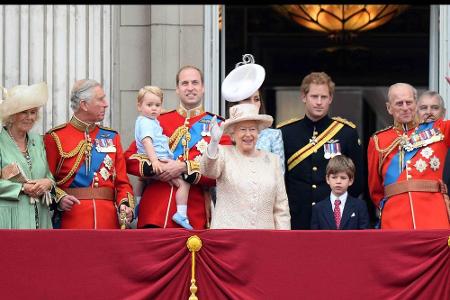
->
xmin=44 ymin=79 xmax=134 ymax=229
xmin=368 ymin=83 xmax=450 ymax=229
xmin=125 ymin=65 xmax=231 ymax=229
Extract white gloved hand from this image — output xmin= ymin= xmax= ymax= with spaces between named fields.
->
xmin=208 ymin=116 xmax=224 ymax=157
xmin=209 ymin=116 xmax=224 ymax=144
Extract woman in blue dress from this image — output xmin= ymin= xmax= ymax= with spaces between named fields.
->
xmin=222 ymin=54 xmax=285 ymax=174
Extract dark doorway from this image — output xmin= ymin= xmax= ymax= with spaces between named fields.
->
xmin=225 ymin=5 xmax=429 ymax=89
xmin=224 ymin=5 xmax=430 ymax=226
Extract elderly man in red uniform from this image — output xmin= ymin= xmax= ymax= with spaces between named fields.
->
xmin=368 ymin=83 xmax=450 ymax=229
xmin=44 ymin=79 xmax=134 ymax=229
xmin=125 ymin=65 xmax=231 ymax=229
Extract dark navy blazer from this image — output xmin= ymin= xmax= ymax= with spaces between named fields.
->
xmin=310 ymin=195 xmax=370 ymax=230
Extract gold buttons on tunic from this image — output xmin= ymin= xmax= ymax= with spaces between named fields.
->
xmin=312 ymin=184 xmax=317 ymax=189
xmin=312 ymin=166 xmax=317 ymax=171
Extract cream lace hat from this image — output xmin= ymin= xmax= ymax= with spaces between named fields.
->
xmin=0 ymin=82 xmax=48 ymax=121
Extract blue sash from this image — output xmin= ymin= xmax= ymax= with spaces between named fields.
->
xmin=172 ymin=114 xmax=215 ymax=158
xmin=70 ymin=128 xmax=116 ymax=187
xmin=377 ymin=122 xmax=434 ymax=228
xmin=383 ymin=122 xmax=433 ymax=186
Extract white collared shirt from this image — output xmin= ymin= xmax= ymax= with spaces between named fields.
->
xmin=330 ymin=191 xmax=347 ymax=217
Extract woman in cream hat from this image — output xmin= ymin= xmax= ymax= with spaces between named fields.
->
xmin=221 ymin=54 xmax=285 ymax=174
xmin=0 ymin=82 xmax=54 ymax=229
xmin=200 ymin=103 xmax=290 ymax=229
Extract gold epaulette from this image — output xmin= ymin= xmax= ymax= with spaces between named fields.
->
xmin=98 ymin=125 xmax=117 ymax=133
xmin=332 ymin=116 xmax=356 ymax=129
xmin=372 ymin=125 xmax=393 ymax=137
xmin=206 ymin=112 xmax=225 ymax=121
xmin=276 ymin=117 xmax=302 ymax=129
xmin=46 ymin=123 xmax=67 ymax=134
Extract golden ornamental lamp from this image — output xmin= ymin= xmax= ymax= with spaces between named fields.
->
xmin=275 ymin=5 xmax=409 ymax=40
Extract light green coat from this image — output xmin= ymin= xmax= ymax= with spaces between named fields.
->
xmin=0 ymin=129 xmax=53 ymax=228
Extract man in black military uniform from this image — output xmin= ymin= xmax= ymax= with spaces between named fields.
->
xmin=278 ymin=72 xmax=363 ymax=230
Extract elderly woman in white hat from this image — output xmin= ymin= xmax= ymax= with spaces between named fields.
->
xmin=0 ymin=82 xmax=54 ymax=229
xmin=200 ymin=103 xmax=290 ymax=229
xmin=222 ymin=54 xmax=285 ymax=174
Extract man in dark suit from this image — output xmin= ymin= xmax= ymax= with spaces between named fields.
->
xmin=279 ymin=72 xmax=363 ymax=230
xmin=311 ymin=155 xmax=369 ymax=230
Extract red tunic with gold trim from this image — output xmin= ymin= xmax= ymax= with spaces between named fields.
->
xmin=125 ymin=106 xmax=232 ymax=229
xmin=44 ymin=116 xmax=134 ymax=229
xmin=368 ymin=119 xmax=450 ymax=229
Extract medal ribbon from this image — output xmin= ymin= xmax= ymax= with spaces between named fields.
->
xmin=71 ymin=128 xmax=116 ymax=187
xmin=287 ymin=121 xmax=344 ymax=171
xmin=384 ymin=122 xmax=432 ymax=186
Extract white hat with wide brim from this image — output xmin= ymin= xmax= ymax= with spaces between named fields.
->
xmin=221 ymin=63 xmax=266 ymax=102
xmin=0 ymin=82 xmax=48 ymax=121
xmin=223 ymin=103 xmax=273 ymax=134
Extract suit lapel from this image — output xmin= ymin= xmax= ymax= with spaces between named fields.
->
xmin=340 ymin=197 xmax=355 ymax=229
xmin=323 ymin=198 xmax=337 ymax=229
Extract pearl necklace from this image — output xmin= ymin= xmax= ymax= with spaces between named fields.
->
xmin=6 ymin=128 xmax=32 ymax=170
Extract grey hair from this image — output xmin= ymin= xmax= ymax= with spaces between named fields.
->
xmin=387 ymin=83 xmax=417 ymax=103
xmin=70 ymin=79 xmax=101 ymax=111
xmin=418 ymin=90 xmax=446 ymax=110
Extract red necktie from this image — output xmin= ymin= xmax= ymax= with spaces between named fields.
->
xmin=334 ymin=199 xmax=341 ymax=229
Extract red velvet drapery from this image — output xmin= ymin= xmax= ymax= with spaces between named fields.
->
xmin=2 ymin=229 xmax=449 ymax=300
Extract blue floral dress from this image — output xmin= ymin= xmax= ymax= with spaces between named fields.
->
xmin=256 ymin=128 xmax=285 ymax=174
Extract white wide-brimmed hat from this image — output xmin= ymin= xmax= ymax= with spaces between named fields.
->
xmin=221 ymin=54 xmax=266 ymax=102
xmin=0 ymin=82 xmax=48 ymax=121
xmin=223 ymin=103 xmax=273 ymax=134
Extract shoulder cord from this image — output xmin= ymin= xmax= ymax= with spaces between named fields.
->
xmin=50 ymin=132 xmax=88 ymax=185
xmin=373 ymin=134 xmax=402 ymax=176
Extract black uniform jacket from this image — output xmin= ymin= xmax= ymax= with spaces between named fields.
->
xmin=280 ymin=115 xmax=363 ymax=230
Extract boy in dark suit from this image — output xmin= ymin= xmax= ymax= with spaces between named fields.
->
xmin=311 ymin=155 xmax=369 ymax=230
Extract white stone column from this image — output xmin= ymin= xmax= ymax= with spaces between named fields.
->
xmin=0 ymin=5 xmax=114 ymax=134
xmin=149 ymin=5 xmax=204 ymax=109
xmin=203 ymin=5 xmax=220 ymax=115
xmin=438 ymin=5 xmax=450 ymax=117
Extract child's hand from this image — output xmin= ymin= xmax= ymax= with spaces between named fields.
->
xmin=151 ymin=160 xmax=164 ymax=175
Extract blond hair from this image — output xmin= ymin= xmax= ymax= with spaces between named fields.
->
xmin=326 ymin=155 xmax=355 ymax=180
xmin=137 ymin=86 xmax=163 ymax=105
xmin=300 ymin=72 xmax=335 ymax=97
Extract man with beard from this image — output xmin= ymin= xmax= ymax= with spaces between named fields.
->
xmin=417 ymin=91 xmax=446 ymax=122
xmin=368 ymin=84 xmax=450 ymax=229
